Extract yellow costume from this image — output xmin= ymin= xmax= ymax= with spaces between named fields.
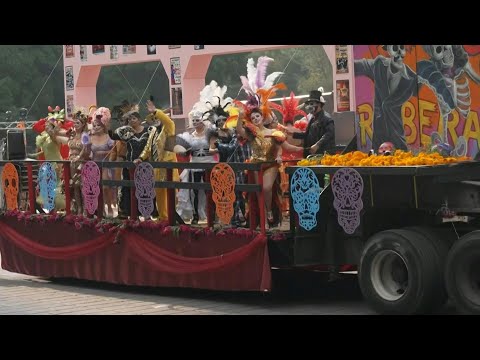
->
xmin=138 ymin=109 xmax=179 ymax=220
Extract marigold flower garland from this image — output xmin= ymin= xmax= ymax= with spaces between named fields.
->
xmin=297 ymin=150 xmax=471 ymax=167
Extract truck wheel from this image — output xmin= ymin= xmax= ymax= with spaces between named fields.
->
xmin=445 ymin=231 xmax=480 ymax=314
xmin=359 ymin=229 xmax=442 ymax=314
xmin=403 ymin=226 xmax=454 ymax=310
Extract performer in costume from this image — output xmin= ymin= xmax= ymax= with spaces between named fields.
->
xmin=269 ymin=92 xmax=307 ymax=161
xmin=235 ymin=56 xmax=302 ymax=227
xmin=134 ymin=100 xmax=180 ymax=221
xmin=49 ymin=107 xmax=91 ymax=214
xmin=29 ymin=106 xmax=74 ymax=210
xmin=84 ymin=107 xmax=116 ymax=217
xmin=109 ymin=101 xmax=149 ymax=218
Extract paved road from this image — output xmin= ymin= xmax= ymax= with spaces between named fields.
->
xmin=0 ymin=254 xmax=457 ymax=315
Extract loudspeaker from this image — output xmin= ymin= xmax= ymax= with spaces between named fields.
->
xmin=7 ymin=130 xmax=26 ymax=160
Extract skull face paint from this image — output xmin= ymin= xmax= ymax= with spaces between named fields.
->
xmin=332 ymin=168 xmax=364 ymax=235
xmin=290 ymin=167 xmax=321 ymax=231
xmin=134 ymin=162 xmax=155 ymax=218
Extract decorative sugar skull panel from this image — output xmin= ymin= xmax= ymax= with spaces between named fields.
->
xmin=290 ymin=167 xmax=321 ymax=231
xmin=134 ymin=162 xmax=155 ymax=218
xmin=210 ymin=163 xmax=236 ymax=225
xmin=331 ymin=168 xmax=364 ymax=235
xmin=38 ymin=162 xmax=57 ymax=212
xmin=2 ymin=162 xmax=19 ymax=210
xmin=81 ymin=161 xmax=101 ymax=215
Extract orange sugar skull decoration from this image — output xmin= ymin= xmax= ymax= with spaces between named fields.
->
xmin=2 ymin=162 xmax=19 ymax=210
xmin=210 ymin=163 xmax=236 ymax=225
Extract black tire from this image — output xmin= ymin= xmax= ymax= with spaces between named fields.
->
xmin=359 ymin=229 xmax=444 ymax=314
xmin=445 ymin=231 xmax=480 ymax=314
xmin=403 ymin=226 xmax=455 ymax=310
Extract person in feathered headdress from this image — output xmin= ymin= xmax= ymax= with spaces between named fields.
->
xmin=28 ymin=106 xmax=72 ymax=211
xmin=109 ymin=100 xmax=150 ymax=219
xmin=235 ymin=57 xmax=303 ymax=228
xmin=47 ymin=106 xmax=91 ymax=214
xmin=268 ymin=91 xmax=307 ymax=161
xmin=29 ymin=105 xmax=74 ymax=161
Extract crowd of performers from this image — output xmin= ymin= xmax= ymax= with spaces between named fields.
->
xmin=25 ymin=56 xmax=336 ymax=228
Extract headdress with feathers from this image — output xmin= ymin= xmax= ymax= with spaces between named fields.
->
xmin=235 ymin=56 xmax=286 ymax=120
xmin=269 ymin=92 xmax=307 ymax=125
xmin=32 ymin=105 xmax=74 ymax=134
xmin=112 ymin=100 xmax=140 ymax=124
xmin=188 ymin=80 xmax=234 ymax=127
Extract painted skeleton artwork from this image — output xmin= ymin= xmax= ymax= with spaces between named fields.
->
xmin=134 ymin=162 xmax=155 ymax=218
xmin=418 ymin=45 xmax=480 ymax=156
xmin=290 ymin=167 xmax=321 ymax=231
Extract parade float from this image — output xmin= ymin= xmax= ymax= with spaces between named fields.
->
xmin=2 ymin=45 xmax=480 ymax=315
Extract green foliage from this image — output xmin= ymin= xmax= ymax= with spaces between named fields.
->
xmin=0 ymin=45 xmax=333 ymax=145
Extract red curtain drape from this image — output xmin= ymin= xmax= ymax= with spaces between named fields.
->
xmin=126 ymin=232 xmax=267 ymax=274
xmin=1 ymin=224 xmax=115 ymax=260
xmin=0 ymin=218 xmax=272 ymax=291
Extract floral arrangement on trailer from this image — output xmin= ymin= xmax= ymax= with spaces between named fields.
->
xmin=0 ymin=209 xmax=261 ymax=243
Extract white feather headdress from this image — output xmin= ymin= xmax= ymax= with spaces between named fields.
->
xmin=240 ymin=56 xmax=283 ymax=96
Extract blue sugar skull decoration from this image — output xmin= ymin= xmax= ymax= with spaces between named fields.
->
xmin=291 ymin=167 xmax=321 ymax=231
xmin=38 ymin=162 xmax=57 ymax=212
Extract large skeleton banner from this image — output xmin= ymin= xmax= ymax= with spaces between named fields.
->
xmin=354 ymin=45 xmax=480 ymax=158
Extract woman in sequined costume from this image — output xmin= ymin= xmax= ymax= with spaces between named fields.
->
xmin=236 ymin=107 xmax=302 ymax=227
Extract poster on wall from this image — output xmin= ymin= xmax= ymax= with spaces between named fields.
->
xmin=65 ymin=45 xmax=75 ymax=58
xmin=80 ymin=45 xmax=87 ymax=62
xmin=336 ymin=80 xmax=350 ymax=112
xmin=65 ymin=66 xmax=74 ymax=91
xmin=110 ymin=45 xmax=118 ymax=60
xmin=92 ymin=45 xmax=105 ymax=55
xmin=122 ymin=45 xmax=136 ymax=55
xmin=147 ymin=45 xmax=156 ymax=55
xmin=66 ymin=95 xmax=74 ymax=117
xmin=170 ymin=57 xmax=181 ymax=85
xmin=336 ymin=45 xmax=348 ymax=74
xmin=168 ymin=45 xmax=181 ymax=49
xmin=171 ymin=87 xmax=183 ymax=115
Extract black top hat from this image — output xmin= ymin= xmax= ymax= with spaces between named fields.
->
xmin=306 ymin=90 xmax=326 ymax=104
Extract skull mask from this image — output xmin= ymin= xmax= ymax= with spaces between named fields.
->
xmin=378 ymin=142 xmax=395 ymax=156
xmin=385 ymin=45 xmax=406 ymax=71
xmin=291 ymin=167 xmax=321 ymax=231
xmin=2 ymin=162 xmax=19 ymax=210
xmin=134 ymin=162 xmax=155 ymax=218
xmin=332 ymin=168 xmax=364 ymax=234
xmin=115 ymin=125 xmax=135 ymax=141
